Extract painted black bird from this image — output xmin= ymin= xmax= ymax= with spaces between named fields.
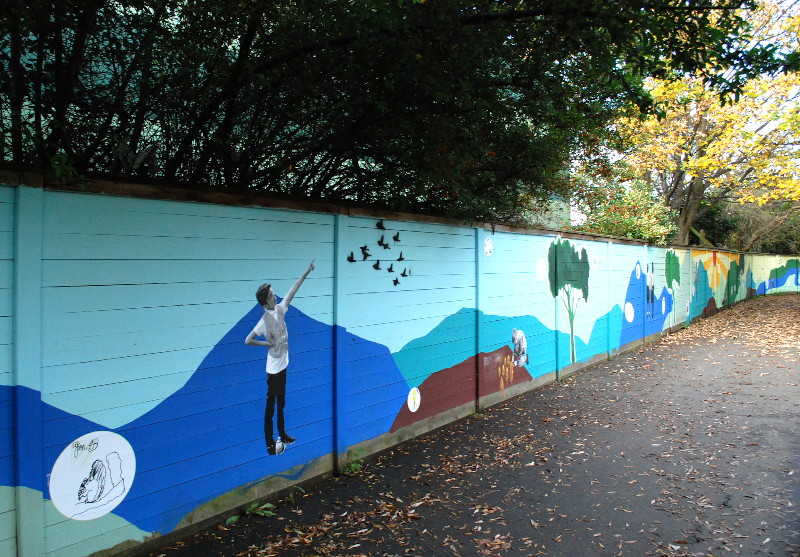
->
xmin=387 ymin=264 xmax=394 ymax=273
xmin=377 ymin=235 xmax=387 ymax=248
xmin=393 ymin=277 xmax=400 ymax=286
xmin=373 ymin=260 xmax=381 ymax=270
xmin=393 ymin=232 xmax=400 ymax=243
xmin=397 ymin=252 xmax=405 ymax=261
xmin=361 ymin=245 xmax=370 ymax=260
xmin=347 ymin=252 xmax=355 ymax=263
xmin=376 ymin=219 xmax=386 ymax=230
xmin=400 ymin=268 xmax=407 ymax=277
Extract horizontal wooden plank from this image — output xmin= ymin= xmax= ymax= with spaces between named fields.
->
xmin=42 ymin=319 xmax=330 ymax=367
xmin=41 ymin=349 xmax=333 ymax=424
xmin=346 ymin=216 xmax=474 ymax=238
xmin=0 ymin=316 xmax=9 ymax=343
xmin=44 ymin=232 xmax=332 ymax=261
xmin=44 ymin=191 xmax=335 ymax=234
xmin=342 ymin=284 xmax=473 ymax=312
xmin=42 ymin=259 xmax=332 ymax=288
xmin=0 ymin=262 xmax=10 ymax=292
xmin=340 ymin=257 xmax=474 ymax=279
xmin=43 ymin=282 xmax=332 ymax=315
xmin=0 ymin=232 xmax=11 ymax=256
xmin=41 ymin=347 xmax=211 ymax=396
xmin=0 ymin=486 xmax=13 ymax=512
xmin=0 ymin=537 xmax=15 ymax=556
xmin=0 ymin=508 xmax=15 ymax=542
xmin=343 ymin=297 xmax=474 ymax=330
xmin=43 ymin=516 xmax=148 ymax=556
xmin=42 ymin=332 xmax=332 ymax=397
xmin=44 ymin=300 xmax=256 ymax=340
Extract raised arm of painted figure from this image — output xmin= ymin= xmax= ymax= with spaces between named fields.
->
xmin=281 ymin=260 xmax=315 ymax=309
xmin=244 ymin=261 xmax=314 ymax=346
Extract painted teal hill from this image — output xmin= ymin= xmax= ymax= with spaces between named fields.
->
xmin=578 ymin=304 xmax=623 ymax=364
xmin=391 ymin=308 xmax=477 ymax=389
xmin=480 ymin=313 xmax=562 ymax=377
xmin=392 ymin=305 xmax=627 ymax=388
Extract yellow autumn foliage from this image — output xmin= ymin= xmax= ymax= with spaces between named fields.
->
xmin=619 ymin=0 xmax=800 ymax=208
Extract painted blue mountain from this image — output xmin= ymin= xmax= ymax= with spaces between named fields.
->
xmin=760 ymin=258 xmax=800 ymax=293
xmin=619 ymin=263 xmax=673 ymax=348
xmin=2 ymin=303 xmax=408 ymax=535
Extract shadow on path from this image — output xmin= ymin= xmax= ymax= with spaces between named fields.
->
xmin=151 ymin=294 xmax=800 ymax=557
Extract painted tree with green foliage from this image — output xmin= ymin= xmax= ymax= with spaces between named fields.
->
xmin=548 ymin=238 xmax=590 ymax=364
xmin=665 ymin=250 xmax=681 ymax=294
xmin=664 ymin=249 xmax=682 ymax=325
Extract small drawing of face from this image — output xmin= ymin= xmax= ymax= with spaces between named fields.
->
xmin=77 ymin=459 xmax=106 ymax=504
xmin=78 ymin=477 xmax=99 ymax=503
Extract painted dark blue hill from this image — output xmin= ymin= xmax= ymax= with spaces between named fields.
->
xmin=1 ymin=303 xmax=408 ymax=536
xmin=619 ymin=264 xmax=673 ymax=348
xmin=763 ymin=259 xmax=800 ymax=293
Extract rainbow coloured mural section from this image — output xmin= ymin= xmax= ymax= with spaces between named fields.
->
xmin=0 ymin=183 xmax=798 ymax=556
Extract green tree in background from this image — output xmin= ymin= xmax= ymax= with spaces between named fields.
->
xmin=571 ymin=178 xmax=678 ymax=244
xmin=548 ymin=238 xmax=590 ymax=364
xmin=608 ymin=1 xmax=800 ymax=247
xmin=1 ymin=0 xmax=794 ymax=223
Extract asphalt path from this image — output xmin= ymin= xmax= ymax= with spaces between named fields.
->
xmin=150 ymin=294 xmax=800 ymax=557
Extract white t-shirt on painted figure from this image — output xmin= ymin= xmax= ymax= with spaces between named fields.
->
xmin=253 ymin=304 xmax=290 ymax=375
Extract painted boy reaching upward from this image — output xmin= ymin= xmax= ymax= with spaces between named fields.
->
xmin=246 ymin=261 xmax=315 ymax=455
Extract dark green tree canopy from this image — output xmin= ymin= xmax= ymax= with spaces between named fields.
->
xmin=2 ymin=0 xmax=793 ymax=222
xmin=548 ymin=238 xmax=590 ymax=302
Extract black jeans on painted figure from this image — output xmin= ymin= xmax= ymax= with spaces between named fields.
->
xmin=265 ymin=369 xmax=287 ymax=450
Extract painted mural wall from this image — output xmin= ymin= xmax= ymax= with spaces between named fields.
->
xmin=1 ymin=186 xmax=15 ymax=556
xmin=1 ymin=183 xmax=798 ymax=556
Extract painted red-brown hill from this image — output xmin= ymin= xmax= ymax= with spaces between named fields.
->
xmin=391 ymin=345 xmax=533 ymax=432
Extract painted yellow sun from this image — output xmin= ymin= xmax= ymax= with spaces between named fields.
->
xmin=697 ymin=251 xmax=737 ymax=291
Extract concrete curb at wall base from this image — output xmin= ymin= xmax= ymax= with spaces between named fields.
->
xmin=478 ymin=372 xmax=556 ymax=411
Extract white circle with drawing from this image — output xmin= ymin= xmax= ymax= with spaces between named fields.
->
xmin=483 ymin=237 xmax=493 ymax=256
xmin=50 ymin=431 xmax=135 ymax=521
xmin=407 ymin=387 xmax=421 ymax=413
xmin=624 ymin=302 xmax=635 ymax=323
xmin=635 ymin=263 xmax=642 ymax=280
